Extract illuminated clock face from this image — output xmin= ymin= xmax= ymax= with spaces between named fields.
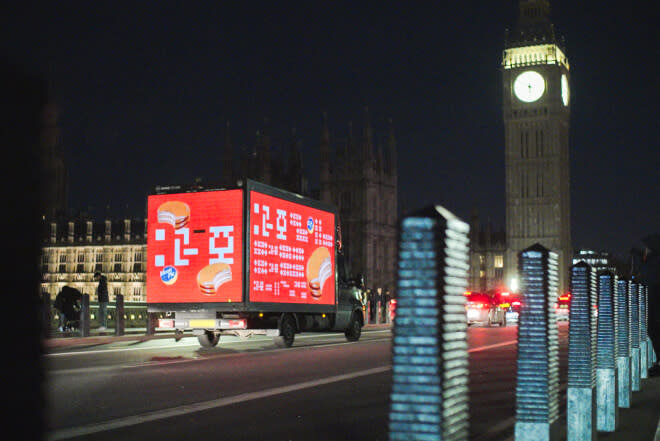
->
xmin=513 ymin=71 xmax=545 ymax=103
xmin=561 ymin=74 xmax=569 ymax=106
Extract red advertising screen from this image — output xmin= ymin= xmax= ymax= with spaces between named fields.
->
xmin=146 ymin=190 xmax=243 ymax=303
xmin=249 ymin=191 xmax=336 ymax=305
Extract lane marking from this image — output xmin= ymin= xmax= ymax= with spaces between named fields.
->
xmin=47 ymin=365 xmax=392 ymax=441
xmin=46 ymin=330 xmax=393 ymax=358
xmin=468 ymin=340 xmax=517 ymax=353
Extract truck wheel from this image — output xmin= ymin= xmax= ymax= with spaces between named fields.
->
xmin=197 ymin=330 xmax=220 ymax=348
xmin=345 ymin=312 xmax=362 ymax=342
xmin=273 ymin=316 xmax=295 ymax=348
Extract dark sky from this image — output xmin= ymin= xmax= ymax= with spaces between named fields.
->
xmin=3 ymin=1 xmax=657 ymax=258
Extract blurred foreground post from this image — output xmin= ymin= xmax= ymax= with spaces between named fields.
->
xmin=566 ymin=262 xmax=597 ymax=441
xmin=615 ymin=278 xmax=631 ymax=407
xmin=596 ymin=271 xmax=618 ymax=432
xmin=388 ymin=205 xmax=470 ymax=441
xmin=515 ymin=244 xmax=559 ymax=441
xmin=630 ymin=280 xmax=640 ymax=391
xmin=639 ymin=283 xmax=648 ymax=377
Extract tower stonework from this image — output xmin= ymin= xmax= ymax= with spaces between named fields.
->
xmin=320 ymin=109 xmax=398 ymax=293
xmin=503 ymin=0 xmax=571 ymax=295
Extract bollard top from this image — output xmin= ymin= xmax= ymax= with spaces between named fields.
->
xmin=402 ymin=204 xmax=470 ymax=234
xmin=520 ymin=242 xmax=551 ymax=256
xmin=570 ymin=260 xmax=591 ymax=270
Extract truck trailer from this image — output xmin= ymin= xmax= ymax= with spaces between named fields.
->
xmin=146 ymin=179 xmax=365 ymax=348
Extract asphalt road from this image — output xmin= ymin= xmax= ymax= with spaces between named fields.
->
xmin=45 ymin=324 xmax=569 ymax=441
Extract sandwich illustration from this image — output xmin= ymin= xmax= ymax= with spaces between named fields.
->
xmin=157 ymin=201 xmax=190 ymax=230
xmin=197 ymin=263 xmax=232 ymax=296
xmin=306 ymin=247 xmax=332 ymax=299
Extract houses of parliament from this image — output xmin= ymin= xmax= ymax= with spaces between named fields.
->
xmin=40 ymin=108 xmax=401 ymax=303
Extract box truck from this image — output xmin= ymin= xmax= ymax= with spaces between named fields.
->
xmin=147 ymin=179 xmax=365 ymax=348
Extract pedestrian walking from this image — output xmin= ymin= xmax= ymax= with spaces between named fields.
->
xmin=94 ymin=271 xmax=109 ymax=330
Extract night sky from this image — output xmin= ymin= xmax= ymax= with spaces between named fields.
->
xmin=3 ymin=1 xmax=657 ymax=258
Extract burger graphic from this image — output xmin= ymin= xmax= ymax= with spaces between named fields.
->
xmin=306 ymin=247 xmax=332 ymax=300
xmin=157 ymin=201 xmax=190 ymax=230
xmin=197 ymin=263 xmax=232 ymax=296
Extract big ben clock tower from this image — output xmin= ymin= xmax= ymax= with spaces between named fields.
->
xmin=503 ymin=0 xmax=571 ymax=295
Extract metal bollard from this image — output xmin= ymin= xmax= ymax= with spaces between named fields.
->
xmin=146 ymin=312 xmax=157 ymax=336
xmin=115 ymin=294 xmax=125 ymax=336
xmin=639 ymin=283 xmax=648 ymax=378
xmin=80 ymin=294 xmax=90 ymax=337
xmin=566 ymin=262 xmax=597 ymax=441
xmin=376 ymin=301 xmax=382 ymax=324
xmin=42 ymin=293 xmax=52 ymax=339
xmin=615 ymin=278 xmax=632 ymax=408
xmin=515 ymin=244 xmax=560 ymax=441
xmin=642 ymin=284 xmax=654 ymax=369
xmin=596 ymin=271 xmax=618 ymax=432
xmin=388 ymin=205 xmax=470 ymax=441
xmin=629 ymin=280 xmax=640 ymax=391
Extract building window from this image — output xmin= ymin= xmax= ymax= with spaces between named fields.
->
xmin=494 ymin=255 xmax=503 ymax=268
xmin=479 ymin=270 xmax=486 ymax=278
xmin=113 ymin=287 xmax=121 ymax=296
xmin=133 ymin=263 xmax=142 ymax=272
xmin=96 ymin=253 xmax=104 ymax=263
xmin=76 ymin=264 xmax=84 ymax=273
xmin=114 ymin=254 xmax=122 ymax=262
xmin=59 ymin=264 xmax=66 ymax=273
xmin=77 ymin=254 xmax=85 ymax=263
xmin=59 ymin=255 xmax=67 ymax=263
xmin=42 ymin=255 xmax=50 ymax=265
xmin=114 ymin=263 xmax=122 ymax=273
xmin=95 ymin=263 xmax=103 ymax=272
xmin=134 ymin=252 xmax=143 ymax=262
xmin=479 ymin=255 xmax=485 ymax=266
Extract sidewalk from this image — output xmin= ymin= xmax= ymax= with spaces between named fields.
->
xmin=597 ymin=372 xmax=660 ymax=441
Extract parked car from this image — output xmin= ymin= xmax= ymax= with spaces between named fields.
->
xmin=465 ymin=292 xmax=506 ymax=327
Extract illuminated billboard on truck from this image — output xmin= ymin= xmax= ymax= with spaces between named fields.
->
xmin=248 ymin=190 xmax=336 ymax=305
xmin=147 ymin=187 xmax=336 ymax=306
xmin=146 ymin=190 xmax=244 ymax=304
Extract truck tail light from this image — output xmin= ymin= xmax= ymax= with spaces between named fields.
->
xmin=158 ymin=319 xmax=175 ymax=328
xmin=226 ymin=319 xmax=247 ymax=329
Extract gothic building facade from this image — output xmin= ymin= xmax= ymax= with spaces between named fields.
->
xmin=41 ymin=110 xmax=399 ymax=301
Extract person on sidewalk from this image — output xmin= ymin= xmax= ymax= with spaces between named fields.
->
xmin=54 ymin=286 xmax=82 ymax=331
xmin=94 ymin=271 xmax=109 ymax=331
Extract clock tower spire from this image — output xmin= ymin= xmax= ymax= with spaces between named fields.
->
xmin=502 ymin=0 xmax=572 ymax=295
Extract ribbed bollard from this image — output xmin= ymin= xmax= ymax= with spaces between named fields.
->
xmin=615 ymin=278 xmax=631 ymax=408
xmin=596 ymin=271 xmax=618 ymax=432
xmin=388 ymin=205 xmax=470 ymax=441
xmin=639 ymin=283 xmax=648 ymax=378
xmin=80 ymin=294 xmax=90 ymax=337
xmin=566 ymin=262 xmax=597 ymax=441
xmin=515 ymin=244 xmax=560 ymax=441
xmin=642 ymin=284 xmax=655 ymax=369
xmin=115 ymin=294 xmax=125 ymax=337
xmin=629 ymin=280 xmax=640 ymax=391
